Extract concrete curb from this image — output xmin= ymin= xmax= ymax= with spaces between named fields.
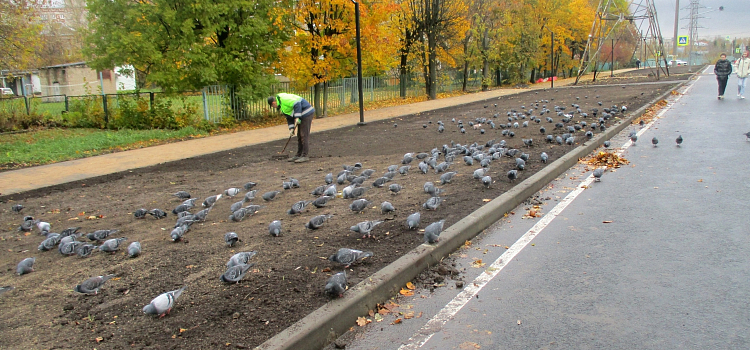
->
xmin=255 ymin=78 xmax=693 ymax=350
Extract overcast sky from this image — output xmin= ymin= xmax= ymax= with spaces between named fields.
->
xmin=652 ymin=0 xmax=750 ymax=40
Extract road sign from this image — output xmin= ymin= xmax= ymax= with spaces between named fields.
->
xmin=677 ymin=36 xmax=689 ymax=46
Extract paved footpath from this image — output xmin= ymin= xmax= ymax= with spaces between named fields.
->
xmin=335 ymin=67 xmax=750 ymax=349
xmin=0 ymin=71 xmax=636 ymax=196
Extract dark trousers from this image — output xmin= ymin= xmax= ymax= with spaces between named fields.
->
xmin=717 ymin=76 xmax=729 ymax=96
xmin=296 ymin=116 xmax=312 ymax=157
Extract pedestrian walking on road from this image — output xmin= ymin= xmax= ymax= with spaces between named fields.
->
xmin=636 ymin=59 xmax=641 ymax=69
xmin=735 ymin=51 xmax=750 ymax=99
xmin=714 ymin=53 xmax=733 ymax=100
xmin=268 ymin=93 xmax=315 ymax=163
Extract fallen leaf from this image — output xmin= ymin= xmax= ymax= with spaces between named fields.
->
xmin=697 ymin=179 xmax=703 ymax=182
xmin=374 ymin=313 xmax=383 ymax=322
xmin=602 ymin=220 xmax=613 ymax=223
xmin=405 ymin=282 xmax=416 ymax=290
xmin=24 ymin=232 xmax=30 ymax=236
xmin=404 ymin=312 xmax=415 ymax=319
xmin=482 ymin=199 xmax=491 ymax=202
xmin=356 ymin=316 xmax=370 ymax=327
xmin=378 ymin=308 xmax=390 ymax=315
xmin=68 ymin=217 xmax=79 ymax=221
xmin=368 ymin=310 xmax=375 ymax=317
xmin=471 ymin=259 xmax=486 ymax=268
xmin=179 ymin=328 xmax=188 ymax=333
xmin=95 ymin=337 xmax=104 ymax=343
xmin=391 ymin=318 xmax=402 ymax=325
xmin=399 ymin=289 xmax=414 ymax=296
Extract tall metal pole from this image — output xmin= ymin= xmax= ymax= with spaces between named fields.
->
xmin=352 ymin=0 xmax=365 ymax=125
xmin=672 ymin=0 xmax=680 ymax=62
xmin=551 ymin=32 xmax=555 ymax=88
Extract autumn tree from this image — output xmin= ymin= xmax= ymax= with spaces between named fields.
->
xmin=85 ymin=0 xmax=288 ymax=107
xmin=37 ymin=0 xmax=88 ymax=67
xmin=0 ymin=0 xmax=43 ymax=71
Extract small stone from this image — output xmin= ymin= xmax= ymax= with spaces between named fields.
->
xmin=437 ymin=265 xmax=450 ymax=276
xmin=455 ymin=281 xmax=464 ymax=289
xmin=434 ymin=276 xmax=444 ymax=283
xmin=63 ymin=304 xmax=74 ymax=311
xmin=233 ymin=312 xmax=240 ymax=319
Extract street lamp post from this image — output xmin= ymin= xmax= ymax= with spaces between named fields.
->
xmin=351 ymin=0 xmax=365 ymax=125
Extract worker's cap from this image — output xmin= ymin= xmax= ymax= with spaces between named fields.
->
xmin=267 ymin=96 xmax=276 ymax=106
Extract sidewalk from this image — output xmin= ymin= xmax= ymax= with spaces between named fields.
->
xmin=0 ymin=70 xmax=635 ymax=196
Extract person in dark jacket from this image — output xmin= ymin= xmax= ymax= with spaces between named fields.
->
xmin=268 ymin=93 xmax=315 ymax=163
xmin=714 ymin=53 xmax=733 ymax=100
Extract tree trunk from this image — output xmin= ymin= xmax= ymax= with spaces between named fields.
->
xmin=462 ymin=61 xmax=469 ymax=92
xmin=399 ymin=54 xmax=408 ymax=98
xmin=529 ymin=67 xmax=536 ymax=84
xmin=495 ymin=67 xmax=502 ymax=86
xmin=313 ymin=82 xmax=322 ymax=118
xmin=322 ymin=81 xmax=328 ymax=118
xmin=427 ymin=30 xmax=437 ymax=100
xmin=482 ymin=57 xmax=489 ymax=91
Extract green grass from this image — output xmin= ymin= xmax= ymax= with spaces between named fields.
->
xmin=0 ymin=127 xmax=208 ymax=169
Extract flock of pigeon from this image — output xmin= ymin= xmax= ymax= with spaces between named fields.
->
xmin=9 ymin=95 xmax=634 ymax=317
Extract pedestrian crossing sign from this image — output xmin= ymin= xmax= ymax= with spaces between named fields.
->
xmin=677 ymin=36 xmax=688 ymax=46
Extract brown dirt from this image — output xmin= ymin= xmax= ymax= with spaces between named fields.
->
xmin=0 ymin=75 xmax=686 ymax=350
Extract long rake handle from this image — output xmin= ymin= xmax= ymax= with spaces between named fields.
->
xmin=280 ymin=124 xmax=297 ymax=154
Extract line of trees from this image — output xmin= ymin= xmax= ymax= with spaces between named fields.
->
xmin=3 ymin=0 xmax=638 ymax=113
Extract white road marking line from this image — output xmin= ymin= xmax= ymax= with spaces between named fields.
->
xmin=398 ymin=78 xmax=695 ymax=350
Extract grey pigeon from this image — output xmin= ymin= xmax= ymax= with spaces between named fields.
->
xmin=463 ymin=156 xmax=474 ymax=166
xmin=423 ymin=182 xmax=444 ymax=196
xmin=230 ymin=208 xmax=249 ymax=222
xmin=59 ymin=241 xmax=82 ymax=255
xmin=182 ymin=198 xmax=198 ymax=207
xmin=0 ymin=286 xmax=14 ymax=296
xmin=507 ymin=169 xmax=518 ymax=182
xmin=76 ymin=243 xmax=98 ymax=258
xmin=290 ymin=178 xmax=300 ymax=188
xmin=540 ymin=152 xmax=549 ymax=163
xmin=243 ymin=181 xmax=257 ymax=190
xmin=603 ymin=140 xmax=611 ymax=148
xmin=36 ymin=221 xmax=50 ymax=234
xmin=227 ymin=251 xmax=258 ymax=268
xmin=424 ymin=220 xmax=446 ymax=244
xmin=418 ymin=162 xmax=429 ymax=174
xmin=322 ymin=185 xmax=337 ymax=197
xmin=440 ymin=171 xmax=457 ymax=185
xmin=173 ymin=191 xmax=191 ymax=199
xmin=305 ymin=214 xmax=332 ymax=229
xmin=324 ymin=271 xmax=347 ymax=298
xmin=177 ymin=211 xmax=193 ymax=218
xmin=224 ymin=232 xmax=240 ymax=247
xmin=288 ymin=200 xmax=312 ymax=215
xmin=143 ymin=286 xmax=187 ymax=317
xmin=262 ymin=191 xmax=281 ymax=201
xmin=38 ymin=234 xmax=61 ymax=251
xmin=311 ymin=185 xmax=327 ymax=196
xmin=354 ymin=220 xmax=384 ymax=238
xmin=172 ymin=203 xmax=192 ymax=215
xmin=402 ymin=153 xmax=414 ymax=164
xmin=516 ymin=157 xmax=526 ymax=170
xmin=74 ymin=274 xmax=116 ymax=295
xmin=243 ymin=190 xmax=258 ymax=202
xmin=134 ymin=208 xmax=148 ymax=219
xmin=230 ymin=200 xmax=244 ymax=213
xmin=349 ymin=199 xmax=371 ymax=213
xmin=220 ymin=263 xmax=255 ymax=283
xmin=193 ymin=207 xmax=211 ymax=221
xmin=148 ymin=209 xmax=168 ymax=219
xmin=389 ymin=183 xmax=403 ymax=194
xmin=473 ymin=168 xmax=487 ymax=179
xmin=406 ymin=212 xmax=421 ymax=230
xmin=342 ymin=185 xmax=356 ymax=199
xmin=630 ymin=133 xmax=638 ymax=144
xmin=268 ymin=220 xmax=282 ymax=236
xmin=11 ymin=204 xmax=24 ymax=212
xmin=387 ymin=164 xmax=399 ymax=172
xmin=312 ymin=195 xmax=333 ymax=208
xmin=744 ymin=132 xmax=750 ymax=140
xmin=381 ymin=201 xmax=395 ymax=214
xmin=435 ymin=162 xmax=450 ymax=174
xmin=372 ymin=177 xmax=389 ymax=188
xmin=171 ymin=224 xmax=189 ymax=241
xmin=99 ymin=238 xmax=127 ymax=253
xmin=203 ymin=194 xmax=222 ymax=207
xmin=329 ymin=248 xmax=373 ymax=268
xmin=16 ymin=257 xmax=35 ymax=275
xmin=361 ymin=169 xmax=376 ymax=178
xmin=350 ymin=186 xmax=367 ymax=198
xmin=87 ymin=229 xmax=118 ymax=242
xmin=593 ymin=168 xmax=604 ymax=181
xmin=652 ymin=137 xmax=658 ymax=147
xmin=676 ymin=135 xmax=683 ymax=146
xmin=423 ymin=196 xmax=443 ymax=210
xmin=325 ymin=173 xmax=334 ymax=184
xmin=128 ymin=241 xmax=141 ymax=258
xmin=398 ymin=165 xmax=411 ymax=175
xmin=225 ymin=188 xmax=241 ymax=197
xmin=60 ymin=227 xmax=80 ymax=237
xmin=481 ymin=175 xmax=492 ymax=188
xmin=282 ymin=181 xmax=292 ymax=190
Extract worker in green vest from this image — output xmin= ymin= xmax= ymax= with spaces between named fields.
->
xmin=268 ymin=93 xmax=315 ymax=163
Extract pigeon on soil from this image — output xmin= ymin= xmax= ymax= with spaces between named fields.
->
xmin=220 ymin=263 xmax=255 ymax=283
xmin=16 ymin=257 xmax=35 ymax=275
xmin=406 ymin=212 xmax=421 ymax=230
xmin=203 ymin=194 xmax=222 ymax=207
xmin=224 ymin=232 xmax=240 ymax=247
xmin=173 ymin=191 xmax=191 ymax=199
xmin=423 ymin=197 xmax=443 ymax=210
xmin=676 ymin=135 xmax=683 ymax=146
xmin=349 ymin=199 xmax=371 ymax=213
xmin=75 ymin=243 xmax=98 ymax=258
xmin=134 ymin=208 xmax=148 ymax=219
xmin=128 ymin=241 xmax=141 ymax=257
xmin=148 ymin=209 xmax=168 ymax=219
xmin=143 ymin=286 xmax=187 ymax=317
xmin=227 ymin=251 xmax=258 ymax=268
xmin=288 ymin=200 xmax=312 ymax=215
xmin=262 ymin=191 xmax=281 ymax=201
xmin=74 ymin=274 xmax=116 ymax=295
xmin=99 ymin=238 xmax=127 ymax=253
xmin=243 ymin=182 xmax=257 ymax=191
xmin=381 ymin=201 xmax=395 ymax=214
xmin=305 ymin=214 xmax=332 ymax=230
xmin=354 ymin=220 xmax=383 ymax=238
xmin=424 ymin=220 xmax=446 ymax=244
xmin=324 ymin=272 xmax=347 ymax=298
xmin=268 ymin=221 xmax=282 ymax=237
xmin=329 ymin=248 xmax=373 ymax=268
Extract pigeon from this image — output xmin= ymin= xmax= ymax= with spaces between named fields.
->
xmin=171 ymin=224 xmax=189 ymax=241
xmin=329 ymin=248 xmax=373 ymax=268
xmin=324 ymin=173 xmax=334 ymax=184
xmin=288 ymin=200 xmax=312 ymax=215
xmin=652 ymin=137 xmax=659 ymax=147
xmin=398 ymin=165 xmax=410 ymax=175
xmin=262 ymin=191 xmax=281 ymax=201
xmin=290 ymin=178 xmax=301 ymax=188
xmin=134 ymin=208 xmax=148 ymax=219
xmin=177 ymin=211 xmax=193 ymax=219
xmin=0 ymin=286 xmax=13 ymax=296
xmin=282 ymin=181 xmax=293 ymax=190
xmin=516 ymin=158 xmax=526 ymax=170
xmin=406 ymin=212 xmax=421 ymax=230
xmin=36 ymin=221 xmax=51 ymax=234
xmin=372 ymin=177 xmax=389 ymax=188
xmin=172 ymin=203 xmax=192 ymax=215
xmin=87 ymin=229 xmax=118 ymax=242
xmin=173 ymin=191 xmax=191 ymax=199
xmin=224 ymin=232 xmax=240 ymax=247
xmin=402 ymin=153 xmax=414 ymax=164
xmin=593 ymin=168 xmax=604 ymax=181
xmin=418 ymin=162 xmax=429 ymax=174
xmin=225 ymin=188 xmax=241 ymax=197
xmin=473 ymin=168 xmax=488 ymax=179
xmin=540 ymin=152 xmax=548 ymax=163
xmin=229 ymin=208 xmax=250 ymax=222
xmin=312 ymin=195 xmax=333 ymax=208
xmin=389 ymin=183 xmax=403 ymax=194
xmin=440 ymin=171 xmax=457 ymax=185
xmin=75 ymin=243 xmax=98 ymax=258
xmin=354 ymin=220 xmax=384 ymax=238
xmin=128 ymin=241 xmax=141 ymax=257
xmin=630 ymin=133 xmax=638 ymax=144
xmin=603 ymin=140 xmax=611 ymax=148
xmin=744 ymin=132 xmax=750 ymax=140
xmin=435 ymin=162 xmax=450 ymax=174
xmin=311 ymin=185 xmax=327 ymax=196
xmin=381 ymin=201 xmax=395 ymax=214
xmin=143 ymin=286 xmax=187 ymax=317
xmin=424 ymin=220 xmax=446 ymax=244
xmin=305 ymin=214 xmax=332 ymax=230
xmin=349 ymin=199 xmax=371 ymax=213
xmin=16 ymin=257 xmax=35 ymax=275
xmin=227 ymin=251 xmax=257 ymax=268
xmin=507 ymin=169 xmax=518 ymax=182
xmin=203 ymin=194 xmax=222 ymax=207
xmin=230 ymin=200 xmax=244 ymax=213
xmin=323 ymin=185 xmax=337 ymax=197
xmin=324 ymin=271 xmax=347 ymax=298
xmin=38 ymin=234 xmax=62 ymax=251
xmin=74 ymin=274 xmax=116 ymax=295
xmin=220 ymin=263 xmax=255 ymax=283
xmin=676 ymin=135 xmax=683 ymax=146
xmin=481 ymin=175 xmax=492 ymax=188
xmin=60 ymin=227 xmax=80 ymax=237
xmin=182 ymin=198 xmax=198 ymax=207
xmin=423 ymin=182 xmax=444 ymax=196
xmin=268 ymin=220 xmax=282 ymax=236
xmin=243 ymin=190 xmax=258 ymax=202
xmin=11 ymin=204 xmax=24 ymax=212
xmin=423 ymin=196 xmax=443 ymax=210
xmin=99 ymin=238 xmax=127 ymax=253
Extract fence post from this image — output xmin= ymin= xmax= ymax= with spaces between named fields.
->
xmin=149 ymin=92 xmax=155 ymax=111
xmin=64 ymin=95 xmax=69 ymax=112
xmin=102 ymin=95 xmax=109 ymax=126
xmin=202 ymin=90 xmax=209 ymax=121
xmin=370 ymin=77 xmax=374 ymax=101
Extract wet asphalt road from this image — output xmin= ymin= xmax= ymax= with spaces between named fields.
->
xmin=338 ymin=68 xmax=750 ymax=350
